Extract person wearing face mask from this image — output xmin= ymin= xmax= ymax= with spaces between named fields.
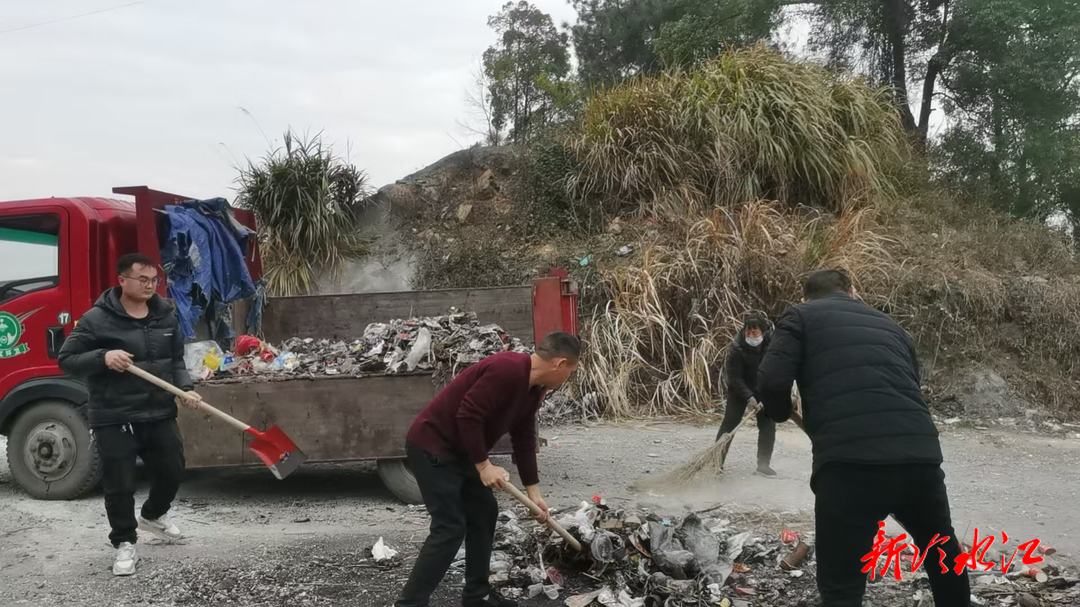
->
xmin=715 ymin=312 xmax=777 ymax=477
xmin=396 ymin=331 xmax=581 ymax=607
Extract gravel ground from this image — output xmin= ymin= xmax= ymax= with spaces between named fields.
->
xmin=1 ymin=421 xmax=1077 ymax=606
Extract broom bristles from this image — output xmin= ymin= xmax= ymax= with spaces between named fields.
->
xmin=644 ymin=402 xmax=762 ymax=488
xmin=661 ymin=432 xmax=735 ymax=484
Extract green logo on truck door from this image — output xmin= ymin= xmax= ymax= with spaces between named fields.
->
xmin=0 ymin=311 xmax=29 ymax=358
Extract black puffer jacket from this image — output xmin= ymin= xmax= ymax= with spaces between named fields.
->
xmin=58 ymin=288 xmax=193 ymax=428
xmin=757 ymin=293 xmax=942 ymax=480
xmin=725 ymin=330 xmax=771 ymax=405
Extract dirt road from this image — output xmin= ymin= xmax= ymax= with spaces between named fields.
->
xmin=2 ymin=422 xmax=1077 ymax=606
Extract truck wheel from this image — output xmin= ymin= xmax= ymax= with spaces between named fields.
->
xmin=377 ymin=458 xmax=423 ymax=505
xmin=6 ymin=400 xmax=101 ymax=500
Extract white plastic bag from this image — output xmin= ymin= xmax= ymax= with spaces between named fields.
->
xmin=372 ymin=537 xmax=398 ymax=561
xmin=183 ymin=341 xmax=222 ymax=380
xmin=404 ymin=328 xmax=432 ymax=371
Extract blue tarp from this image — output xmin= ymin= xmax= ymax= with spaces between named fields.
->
xmin=160 ymin=198 xmax=257 ymax=341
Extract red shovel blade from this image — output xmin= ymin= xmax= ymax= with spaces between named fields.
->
xmin=246 ymin=425 xmax=308 ymax=480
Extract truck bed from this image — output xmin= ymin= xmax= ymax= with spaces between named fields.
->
xmin=180 ymin=286 xmax=535 ymax=468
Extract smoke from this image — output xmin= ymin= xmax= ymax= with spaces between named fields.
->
xmin=312 ymin=195 xmax=416 ymax=294
xmin=316 ymin=254 xmax=416 ymax=294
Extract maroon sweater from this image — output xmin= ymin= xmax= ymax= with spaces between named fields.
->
xmin=406 ymin=352 xmax=544 ymax=486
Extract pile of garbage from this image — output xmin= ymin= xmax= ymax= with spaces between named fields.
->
xmin=540 ymin=392 xmax=602 ymax=426
xmin=185 ymin=310 xmax=528 ymax=382
xmin=483 ymin=499 xmax=821 ymax=607
xmin=484 ymin=499 xmax=1080 ymax=607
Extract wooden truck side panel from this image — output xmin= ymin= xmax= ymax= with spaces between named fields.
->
xmin=261 ymin=286 xmax=534 ymax=344
xmin=180 ymin=375 xmax=443 ymax=468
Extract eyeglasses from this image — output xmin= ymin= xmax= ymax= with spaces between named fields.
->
xmin=122 ymin=275 xmax=161 ymax=287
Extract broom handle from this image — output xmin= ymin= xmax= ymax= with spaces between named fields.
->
xmin=717 ymin=400 xmax=762 ymax=445
xmin=714 ymin=399 xmax=765 ymax=471
xmin=126 ymin=366 xmax=252 ymax=433
xmin=501 ymin=483 xmax=584 ymax=552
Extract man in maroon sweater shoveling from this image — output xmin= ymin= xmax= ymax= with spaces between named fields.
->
xmin=395 ymin=331 xmax=581 ymax=607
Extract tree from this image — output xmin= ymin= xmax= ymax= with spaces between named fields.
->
xmin=236 ymin=130 xmax=370 ymax=296
xmin=653 ymin=0 xmax=786 ymax=68
xmin=483 ymin=1 xmax=571 ymax=144
xmin=461 ymin=62 xmax=503 ymax=146
xmin=804 ymin=0 xmax=956 ymax=141
xmin=932 ymin=0 xmax=1080 ymax=219
xmin=569 ymin=0 xmax=682 ymax=85
xmin=570 ymin=0 xmax=795 ymax=85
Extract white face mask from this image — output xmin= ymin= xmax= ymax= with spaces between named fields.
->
xmin=745 ymin=335 xmax=764 ymax=347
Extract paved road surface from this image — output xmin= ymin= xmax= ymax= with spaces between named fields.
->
xmin=1 ymin=422 xmax=1077 ymax=605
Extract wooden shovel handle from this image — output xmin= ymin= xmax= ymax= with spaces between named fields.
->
xmin=125 ymin=365 xmax=252 ymax=433
xmin=501 ymin=483 xmax=584 ymax=552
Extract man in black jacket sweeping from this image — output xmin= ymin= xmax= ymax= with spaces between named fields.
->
xmin=757 ymin=269 xmax=970 ymax=607
xmin=716 ymin=313 xmax=776 ymax=477
xmin=58 ymin=253 xmax=202 ymax=577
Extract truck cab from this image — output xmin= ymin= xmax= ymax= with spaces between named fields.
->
xmin=0 ymin=187 xmax=260 ymax=499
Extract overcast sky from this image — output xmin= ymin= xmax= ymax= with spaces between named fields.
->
xmin=1 ymin=2 xmax=933 ymax=208
xmin=0 ymin=0 xmax=579 ymax=202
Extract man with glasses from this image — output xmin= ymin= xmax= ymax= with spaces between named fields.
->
xmin=59 ymin=253 xmax=202 ymax=576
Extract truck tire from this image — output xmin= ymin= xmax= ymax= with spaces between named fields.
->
xmin=377 ymin=458 xmax=423 ymax=505
xmin=6 ymin=400 xmax=101 ymax=500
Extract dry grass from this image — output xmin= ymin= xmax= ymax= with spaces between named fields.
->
xmin=578 ymin=200 xmax=898 ymax=417
xmin=568 ymin=44 xmax=905 ymax=217
xmin=554 ymin=47 xmax=918 ymax=417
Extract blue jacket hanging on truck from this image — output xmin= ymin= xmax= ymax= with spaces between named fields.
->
xmin=160 ymin=198 xmax=256 ymax=342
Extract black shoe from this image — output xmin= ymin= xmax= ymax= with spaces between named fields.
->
xmin=755 ymin=463 xmax=777 ymax=478
xmin=464 ymin=595 xmax=518 ymax=607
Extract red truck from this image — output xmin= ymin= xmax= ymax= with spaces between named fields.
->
xmin=0 ymin=186 xmax=577 ymax=503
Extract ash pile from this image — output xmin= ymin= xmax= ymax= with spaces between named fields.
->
xmin=483 ymin=500 xmax=1080 ymax=607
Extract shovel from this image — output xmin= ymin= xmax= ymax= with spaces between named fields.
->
xmin=126 ymin=365 xmax=307 ymax=479
xmin=501 ymin=482 xmax=583 ymax=552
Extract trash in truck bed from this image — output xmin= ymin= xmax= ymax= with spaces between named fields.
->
xmin=186 ymin=309 xmax=529 ymax=383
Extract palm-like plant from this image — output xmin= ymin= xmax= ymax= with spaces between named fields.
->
xmin=236 ymin=130 xmax=370 ymax=296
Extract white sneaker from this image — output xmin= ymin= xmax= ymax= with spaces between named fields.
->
xmin=138 ymin=514 xmax=183 ymax=542
xmin=113 ymin=542 xmax=139 ymax=576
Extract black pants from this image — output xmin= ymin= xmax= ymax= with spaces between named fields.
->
xmin=396 ymin=441 xmax=499 ymax=607
xmin=95 ymin=418 xmax=185 ymax=547
xmin=716 ymin=395 xmax=775 ymax=465
xmin=814 ymin=463 xmax=971 ymax=607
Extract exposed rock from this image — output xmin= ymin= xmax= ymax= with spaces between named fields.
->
xmin=476 ymin=169 xmax=496 ymax=197
xmin=394 ymin=146 xmax=514 ymax=187
xmin=956 ymin=368 xmax=1027 ymax=418
xmin=377 ymin=183 xmax=422 ymax=217
xmin=456 ymin=203 xmax=474 ymax=224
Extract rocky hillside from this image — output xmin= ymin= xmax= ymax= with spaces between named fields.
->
xmin=373 ymin=145 xmax=1080 ymax=426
